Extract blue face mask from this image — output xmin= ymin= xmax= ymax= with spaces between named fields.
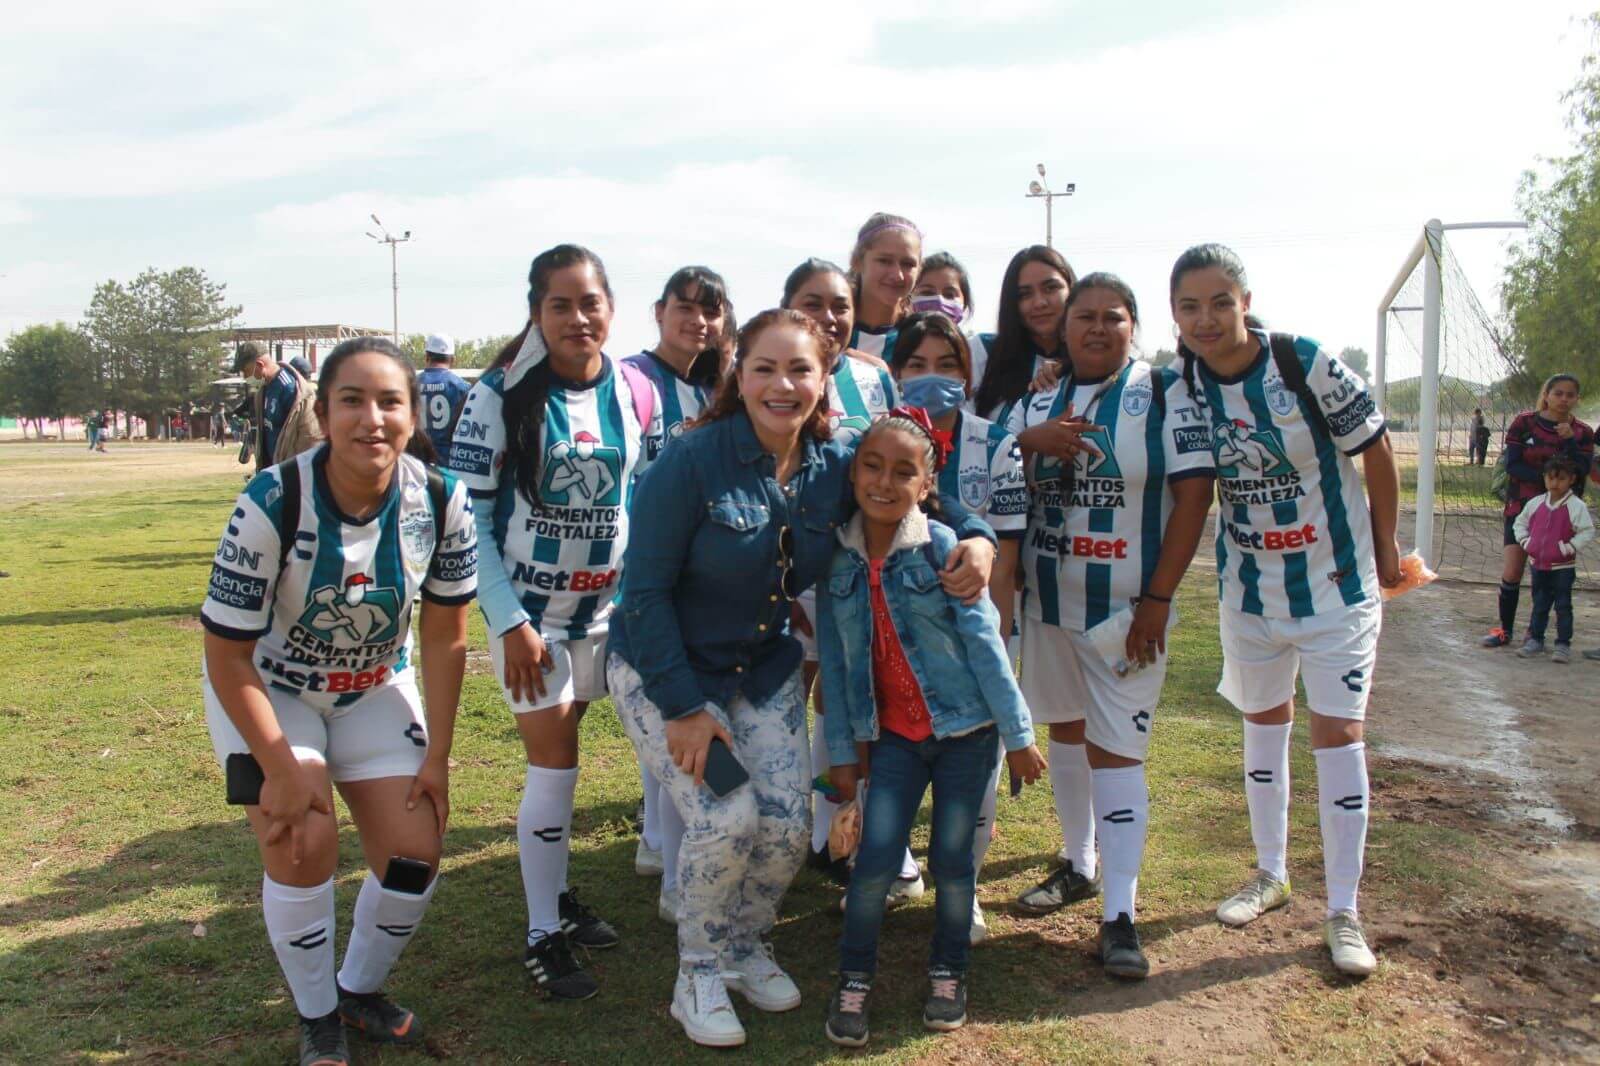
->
xmin=898 ymin=374 xmax=966 ymax=417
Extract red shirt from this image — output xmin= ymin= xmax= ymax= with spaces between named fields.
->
xmin=868 ymin=558 xmax=932 ymax=742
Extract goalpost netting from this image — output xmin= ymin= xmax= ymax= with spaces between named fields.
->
xmin=1376 ymin=221 xmax=1595 ymax=584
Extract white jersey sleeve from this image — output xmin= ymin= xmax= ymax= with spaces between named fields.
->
xmin=422 ymin=471 xmax=479 ymax=604
xmin=987 ymin=429 xmax=1028 ymax=536
xmin=201 ymin=471 xmax=287 ymax=640
xmin=446 ymin=371 xmax=509 ymax=495
xmin=1302 ymin=342 xmax=1386 ymax=456
xmin=1159 ymin=369 xmax=1215 ymax=482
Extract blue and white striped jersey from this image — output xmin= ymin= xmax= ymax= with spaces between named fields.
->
xmin=1194 ymin=330 xmax=1387 ymax=618
xmin=848 ymin=323 xmax=898 ymax=361
xmin=201 ymin=448 xmax=478 ymax=709
xmin=1005 ymin=359 xmax=1214 ymax=632
xmin=621 ymin=350 xmax=714 ymax=446
xmin=446 ymin=357 xmax=662 ymax=640
xmin=826 ymin=352 xmax=898 ymax=435
xmin=937 ymin=410 xmax=1027 ymax=538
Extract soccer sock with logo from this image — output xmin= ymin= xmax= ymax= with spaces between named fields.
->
xmin=337 ymin=871 xmax=438 ymax=995
xmin=810 ymin=718 xmax=837 ymax=855
xmin=263 ymin=874 xmax=338 ymax=1019
xmin=1092 ymin=764 xmax=1148 ymax=921
xmin=1048 ymin=740 xmax=1096 ymax=879
xmin=1243 ymin=720 xmax=1292 ymax=882
xmin=1314 ymin=740 xmax=1369 ymax=917
xmin=639 ymin=762 xmax=663 ymax=853
xmin=1498 ymin=579 xmax=1520 ymax=634
xmin=518 ymin=763 xmax=578 ymax=941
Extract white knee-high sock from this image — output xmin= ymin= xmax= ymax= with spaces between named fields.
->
xmin=1048 ymin=740 xmax=1095 ymax=879
xmin=971 ymin=748 xmax=1004 ymax=874
xmin=659 ymin=779 xmax=684 ymax=894
xmin=518 ymin=763 xmax=578 ymax=941
xmin=810 ymin=717 xmax=837 ymax=854
xmin=337 ymin=872 xmax=438 ymax=994
xmin=263 ymin=875 xmax=337 ymax=1019
xmin=639 ymin=762 xmax=663 ymax=852
xmin=1243 ymin=721 xmax=1292 ymax=882
xmin=1314 ymin=741 xmax=1369 ymax=917
xmin=1092 ymin=765 xmax=1148 ymax=921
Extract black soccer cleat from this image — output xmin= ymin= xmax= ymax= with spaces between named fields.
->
xmin=1014 ymin=860 xmax=1101 ymax=915
xmin=337 ymin=986 xmax=423 ymax=1045
xmin=297 ymin=1007 xmax=349 ymax=1066
xmin=559 ymin=889 xmax=620 ymax=949
xmin=524 ymin=929 xmax=600 ymax=1000
xmin=1098 ymin=912 xmax=1149 ymax=980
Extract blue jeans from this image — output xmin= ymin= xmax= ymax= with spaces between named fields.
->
xmin=839 ymin=726 xmax=999 ymax=976
xmin=1528 ymin=567 xmax=1576 ymax=645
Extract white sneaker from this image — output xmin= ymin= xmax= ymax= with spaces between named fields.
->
xmin=635 ymin=839 xmax=664 ymax=877
xmin=1325 ymin=910 xmax=1377 ymax=977
xmin=721 ymin=940 xmax=801 ymax=1012
xmin=839 ymin=872 xmax=927 ymax=913
xmin=658 ymin=883 xmax=679 ymax=925
xmin=1216 ymin=870 xmax=1292 ymax=927
xmin=969 ymin=896 xmax=989 ymax=945
xmin=671 ymin=967 xmax=746 ymax=1048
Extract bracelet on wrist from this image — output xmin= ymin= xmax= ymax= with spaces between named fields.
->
xmin=1140 ymin=591 xmax=1172 ymax=604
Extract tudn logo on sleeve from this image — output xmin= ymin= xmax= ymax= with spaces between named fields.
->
xmin=541 ymin=431 xmax=622 ymax=507
xmin=297 ymin=574 xmax=402 ymax=647
xmin=1212 ymin=419 xmax=1294 ymax=479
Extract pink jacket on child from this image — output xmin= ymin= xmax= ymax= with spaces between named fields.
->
xmin=1514 ymin=490 xmax=1596 ymax=571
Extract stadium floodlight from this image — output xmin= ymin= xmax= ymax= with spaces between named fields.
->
xmin=367 ymin=216 xmax=413 ymax=344
xmin=1028 ymin=180 xmax=1044 ymax=195
xmin=1024 ymin=164 xmax=1076 ymax=248
xmin=1036 ymin=163 xmax=1046 ymax=177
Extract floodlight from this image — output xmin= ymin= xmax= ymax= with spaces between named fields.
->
xmin=1036 ymin=163 xmax=1046 ymax=177
xmin=1028 ymin=181 xmax=1043 ymax=195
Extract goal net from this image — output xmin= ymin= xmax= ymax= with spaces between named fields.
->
xmin=1375 ymin=221 xmax=1592 ymax=584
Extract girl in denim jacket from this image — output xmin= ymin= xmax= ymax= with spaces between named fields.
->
xmin=816 ymin=408 xmax=1044 ymax=1047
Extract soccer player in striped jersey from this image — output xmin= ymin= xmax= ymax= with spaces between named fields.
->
xmin=888 ymin=310 xmax=1027 ymax=942
xmin=1004 ymin=275 xmax=1215 ymax=977
xmin=621 ymin=265 xmax=734 ymax=921
xmin=971 ymin=246 xmax=1077 ymax=421
xmin=846 ymin=212 xmax=922 ymax=358
xmin=202 ymin=337 xmax=476 ymax=1066
xmin=1169 ymin=244 xmax=1401 ymax=977
xmin=447 ymin=245 xmax=663 ymax=1000
xmin=780 ymin=257 xmax=905 ymax=888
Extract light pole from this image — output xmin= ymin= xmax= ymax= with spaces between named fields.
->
xmin=366 ymin=215 xmax=411 ymax=343
xmin=1025 ymin=163 xmax=1076 ymax=248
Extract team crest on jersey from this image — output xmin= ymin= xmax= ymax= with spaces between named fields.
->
xmin=297 ymin=575 xmax=402 ymax=648
xmin=398 ymin=499 xmax=435 ymax=569
xmin=1265 ymin=377 xmax=1298 ymax=417
xmin=958 ymin=465 xmax=989 ymax=508
xmin=1213 ymin=419 xmax=1294 ymax=478
xmin=865 ymin=380 xmax=886 ymax=410
xmin=541 ymin=432 xmax=622 ymax=506
xmin=1121 ymin=382 xmax=1153 ymax=417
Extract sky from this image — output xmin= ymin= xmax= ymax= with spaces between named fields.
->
xmin=0 ymin=0 xmax=1592 ymax=386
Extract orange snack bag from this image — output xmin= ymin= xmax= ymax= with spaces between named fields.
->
xmin=1381 ymin=551 xmax=1437 ymax=600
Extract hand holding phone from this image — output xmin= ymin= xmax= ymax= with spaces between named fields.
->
xmin=665 ymin=707 xmax=737 ymax=790
xmin=703 ymin=737 xmax=750 ymax=798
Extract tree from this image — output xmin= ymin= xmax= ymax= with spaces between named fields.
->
xmin=402 ymin=331 xmax=516 ymax=370
xmin=1338 ymin=346 xmax=1370 ymax=379
xmin=0 ymin=324 xmax=94 ymax=438
xmin=1503 ymin=12 xmax=1600 ymax=384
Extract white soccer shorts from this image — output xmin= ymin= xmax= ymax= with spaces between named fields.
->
xmin=1216 ymin=597 xmax=1381 ymax=721
xmin=491 ymin=630 xmax=610 ymax=713
xmin=1019 ymin=617 xmax=1168 ymax=761
xmin=795 ymin=587 xmax=819 ymax=662
xmin=204 ymin=676 xmax=429 ymax=783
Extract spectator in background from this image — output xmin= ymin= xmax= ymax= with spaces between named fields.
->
xmin=234 ymin=342 xmax=304 ymax=471
xmin=1470 ymin=408 xmax=1490 ymax=465
xmin=1513 ymin=455 xmax=1594 ymax=663
xmin=417 ymin=334 xmax=470 ymax=459
xmin=85 ymin=410 xmax=101 ymax=452
xmin=1483 ymin=374 xmax=1595 ymax=648
xmin=289 ymin=355 xmax=315 ymax=380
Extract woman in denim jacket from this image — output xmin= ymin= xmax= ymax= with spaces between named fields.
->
xmin=606 ymin=310 xmax=997 ymax=1049
xmin=816 ymin=409 xmax=1044 ymax=1047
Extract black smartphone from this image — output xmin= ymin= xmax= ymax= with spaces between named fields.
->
xmin=225 ymin=752 xmax=266 ymax=806
xmin=381 ymin=856 xmax=433 ymax=894
xmin=1009 ymin=762 xmax=1024 ymax=798
xmin=703 ymin=737 xmax=750 ymax=798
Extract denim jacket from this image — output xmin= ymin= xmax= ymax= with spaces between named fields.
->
xmin=610 ymin=410 xmax=997 ymax=720
xmin=817 ymin=507 xmax=1034 ymax=766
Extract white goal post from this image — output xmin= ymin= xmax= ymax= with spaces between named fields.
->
xmin=1374 ymin=218 xmax=1528 ymax=567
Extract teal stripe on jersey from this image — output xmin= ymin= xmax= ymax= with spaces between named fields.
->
xmin=521 ymin=590 xmax=550 ymax=625
xmin=1198 ymin=374 xmax=1249 ymax=526
xmin=877 ymin=368 xmax=898 ymax=408
xmin=1215 ymin=519 xmax=1228 ymax=601
xmin=1302 ymin=385 xmax=1366 ymax=607
xmin=566 ymin=379 xmax=628 ymax=638
xmin=938 ymin=454 xmax=958 ymax=501
xmin=1238 ymin=552 xmax=1263 ymax=614
xmin=1034 ymin=551 xmax=1061 ymax=626
xmin=310 ymin=487 xmax=346 ymax=601
xmin=834 ymin=362 xmax=868 ymax=417
xmin=1283 ymin=550 xmax=1314 ymax=617
xmin=545 ymin=389 xmax=572 ymax=470
xmin=533 ymin=535 xmax=561 ymax=564
xmin=1140 ymin=390 xmax=1166 ymax=593
xmin=1084 ymin=563 xmax=1112 ymax=630
xmin=1242 ymin=370 xmax=1298 ymax=527
xmin=1087 ymin=370 xmax=1126 ymax=536
xmin=660 ymin=374 xmax=689 ymax=436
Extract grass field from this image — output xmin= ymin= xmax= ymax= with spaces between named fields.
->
xmin=0 ymin=443 xmax=1498 ymax=1064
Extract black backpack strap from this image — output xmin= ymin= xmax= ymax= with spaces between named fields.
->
xmin=1150 ymin=364 xmax=1169 ymax=422
xmin=425 ymin=465 xmax=449 ymax=558
xmin=275 ymin=459 xmax=302 ymax=571
xmin=1269 ymin=332 xmax=1331 ymax=438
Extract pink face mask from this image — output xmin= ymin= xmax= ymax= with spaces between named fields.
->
xmin=910 ymin=294 xmax=966 ymax=324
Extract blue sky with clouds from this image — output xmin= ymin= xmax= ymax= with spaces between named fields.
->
xmin=1 ymin=0 xmax=1589 ymax=381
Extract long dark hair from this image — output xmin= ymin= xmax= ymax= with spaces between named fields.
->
xmin=490 ymin=244 xmax=613 ymax=509
xmin=658 ymin=265 xmax=734 ymax=387
xmin=974 ymin=245 xmax=1078 ymax=416
xmin=316 ymin=336 xmax=436 ymax=463
xmin=917 ymin=251 xmax=975 ymax=314
xmin=695 ymin=309 xmax=833 ymax=442
xmin=1169 ymin=242 xmax=1249 ymax=405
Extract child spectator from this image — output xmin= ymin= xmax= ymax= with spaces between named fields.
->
xmin=1514 ymin=455 xmax=1594 ymax=663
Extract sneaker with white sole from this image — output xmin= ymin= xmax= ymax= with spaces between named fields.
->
xmin=721 ymin=939 xmax=801 ymax=1012
xmin=969 ymin=896 xmax=989 ymax=945
xmin=635 ymin=839 xmax=663 ymax=877
xmin=1014 ymin=860 xmax=1100 ymax=915
xmin=825 ymin=972 xmax=872 ymax=1047
xmin=671 ymin=966 xmax=746 ymax=1047
xmin=1216 ymin=870 xmax=1291 ymax=927
xmin=1324 ymin=909 xmax=1377 ymax=977
xmin=1552 ymin=643 xmax=1572 ymax=664
xmin=1517 ymin=637 xmax=1546 ymax=658
xmin=658 ymin=882 xmax=679 ymax=925
xmin=922 ymin=966 xmax=967 ymax=1031
xmin=840 ymin=872 xmax=926 ymax=913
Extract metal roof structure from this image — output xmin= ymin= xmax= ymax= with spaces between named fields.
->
xmin=228 ymin=324 xmax=390 ymax=372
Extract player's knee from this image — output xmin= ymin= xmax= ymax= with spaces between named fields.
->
xmin=1085 ymin=741 xmax=1141 ymax=769
xmin=1048 ymin=721 xmax=1085 ymax=745
xmin=1244 ymin=701 xmax=1294 ymax=726
xmin=1308 ymin=713 xmax=1363 ymax=748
